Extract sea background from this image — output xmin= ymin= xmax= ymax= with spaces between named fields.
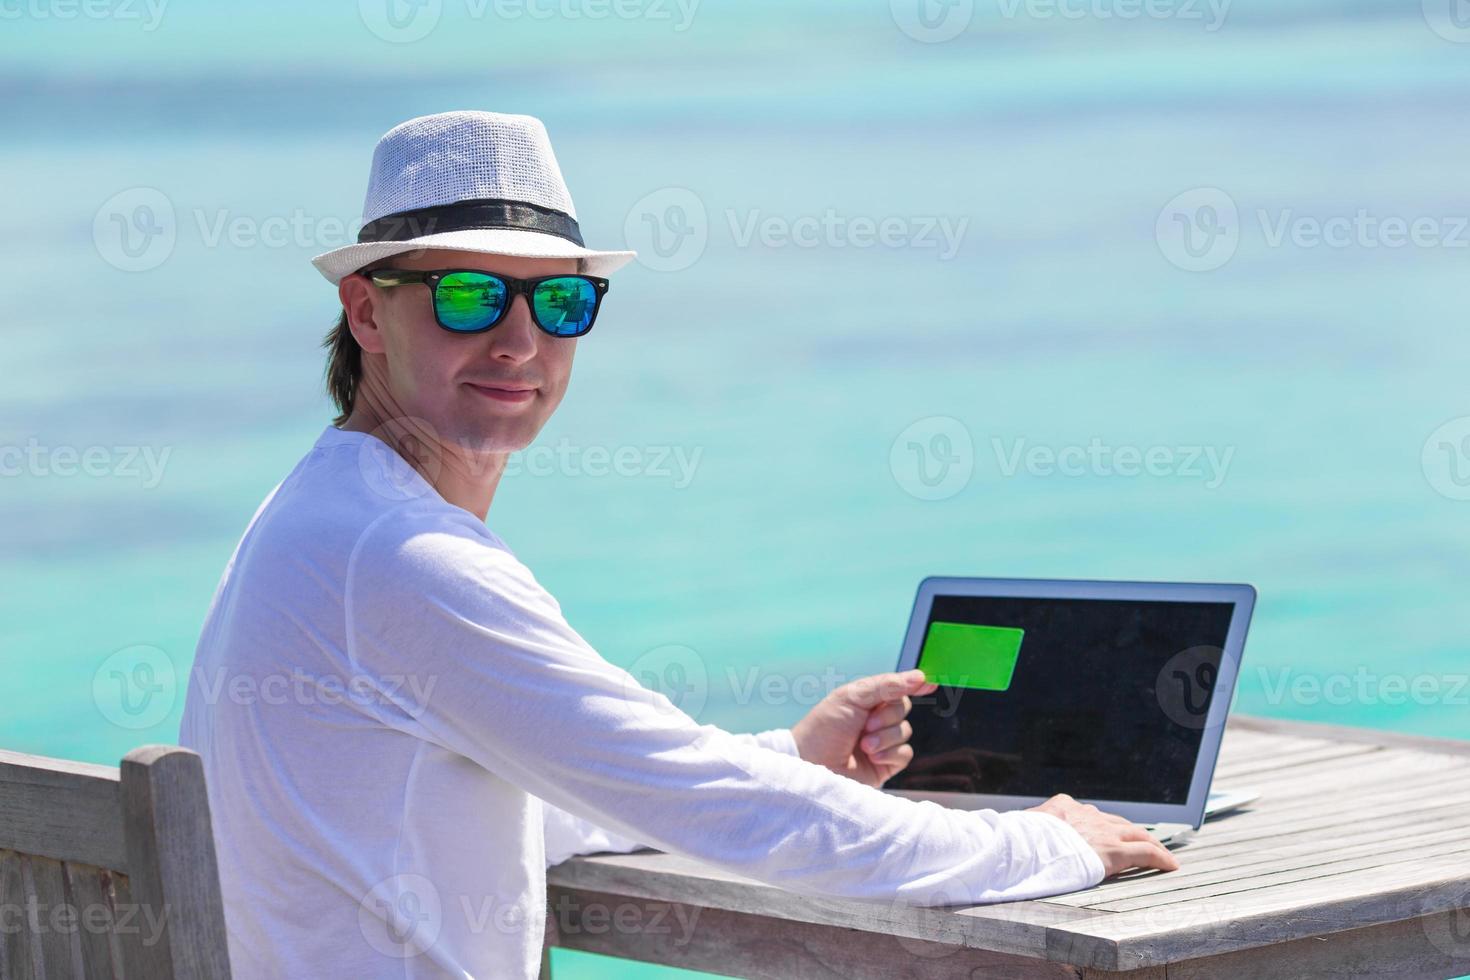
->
xmin=2 ymin=1 xmax=1468 ymax=976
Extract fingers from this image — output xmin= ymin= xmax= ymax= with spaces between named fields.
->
xmin=866 ymin=743 xmax=914 ymax=769
xmin=842 ymin=670 xmax=937 ymax=710
xmin=860 ymin=720 xmax=913 ymax=755
xmin=863 ymin=697 xmax=911 ymax=733
xmin=1109 ymin=840 xmax=1180 ymax=875
xmin=1030 ymin=796 xmax=1180 ymax=878
xmin=1115 ymin=823 xmax=1157 ymax=842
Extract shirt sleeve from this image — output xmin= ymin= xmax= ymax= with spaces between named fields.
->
xmin=345 ymin=508 xmax=1105 ymax=905
xmin=542 ymin=728 xmax=799 ymax=867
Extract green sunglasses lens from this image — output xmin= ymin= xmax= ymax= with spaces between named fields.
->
xmin=435 ymin=272 xmax=507 ymax=332
xmin=532 ymin=276 xmax=599 ymax=336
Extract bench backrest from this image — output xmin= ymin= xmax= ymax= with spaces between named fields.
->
xmin=0 ymin=745 xmax=231 ymax=979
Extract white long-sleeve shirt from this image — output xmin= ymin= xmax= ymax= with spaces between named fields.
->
xmin=540 ymin=727 xmax=799 ymax=865
xmin=178 ymin=424 xmax=1104 ymax=980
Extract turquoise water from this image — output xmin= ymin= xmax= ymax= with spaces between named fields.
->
xmin=3 ymin=2 xmax=1468 ymax=976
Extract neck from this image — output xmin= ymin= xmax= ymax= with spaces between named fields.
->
xmin=339 ymin=392 xmax=507 ymax=523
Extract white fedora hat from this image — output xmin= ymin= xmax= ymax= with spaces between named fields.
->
xmin=311 ymin=110 xmax=636 ymax=284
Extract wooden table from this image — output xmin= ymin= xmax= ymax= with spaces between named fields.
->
xmin=544 ymin=715 xmax=1470 ymax=978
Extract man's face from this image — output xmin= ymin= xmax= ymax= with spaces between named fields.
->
xmin=348 ymin=248 xmax=581 ymax=456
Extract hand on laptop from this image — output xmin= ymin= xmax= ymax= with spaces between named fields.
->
xmin=791 ymin=669 xmax=938 ymax=788
xmin=1027 ymin=794 xmax=1180 ymax=877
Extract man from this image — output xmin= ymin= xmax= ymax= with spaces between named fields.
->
xmin=179 ymin=110 xmax=1176 ymax=980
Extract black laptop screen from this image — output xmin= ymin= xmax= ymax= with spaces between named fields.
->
xmin=885 ymin=594 xmax=1237 ymax=805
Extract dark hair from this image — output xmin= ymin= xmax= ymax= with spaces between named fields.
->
xmin=321 ymin=259 xmax=393 ymax=427
xmin=322 ymin=308 xmax=359 ymax=427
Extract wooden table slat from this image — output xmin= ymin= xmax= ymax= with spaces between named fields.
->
xmin=546 ymin=716 xmax=1470 ymax=977
xmin=1064 ymin=821 xmax=1470 ymax=908
xmin=1213 ymin=757 xmax=1470 ymax=812
xmin=1172 ymin=784 xmax=1470 ymax=842
xmin=1167 ymin=790 xmax=1470 ymax=854
xmin=1213 ymin=731 xmax=1328 ymax=764
xmin=1154 ymin=810 xmax=1469 ymax=873
xmin=1085 ymin=837 xmax=1470 ymax=912
xmin=1090 ymin=852 xmax=1470 ymax=947
xmin=1210 ymin=742 xmax=1386 ymax=780
xmin=1042 ymin=789 xmax=1470 ymax=911
xmin=1214 ymin=743 xmax=1468 ymax=794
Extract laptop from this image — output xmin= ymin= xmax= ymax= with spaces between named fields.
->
xmin=883 ymin=577 xmax=1260 ymax=846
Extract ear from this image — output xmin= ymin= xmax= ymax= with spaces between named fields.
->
xmin=339 ymin=272 xmax=388 ymax=355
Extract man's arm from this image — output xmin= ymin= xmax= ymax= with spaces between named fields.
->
xmin=543 ymin=728 xmax=797 ymax=867
xmin=347 ymin=508 xmax=1153 ymax=905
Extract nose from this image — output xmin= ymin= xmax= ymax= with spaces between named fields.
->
xmin=484 ymin=292 xmax=539 ymax=364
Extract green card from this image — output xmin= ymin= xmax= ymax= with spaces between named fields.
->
xmin=918 ymin=622 xmax=1025 ymax=691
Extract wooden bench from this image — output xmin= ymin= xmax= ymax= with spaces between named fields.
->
xmin=544 ymin=715 xmax=1470 ymax=979
xmin=0 ymin=745 xmax=231 ymax=980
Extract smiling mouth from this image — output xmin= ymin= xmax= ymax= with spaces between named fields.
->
xmin=464 ymin=382 xmax=537 ymax=404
